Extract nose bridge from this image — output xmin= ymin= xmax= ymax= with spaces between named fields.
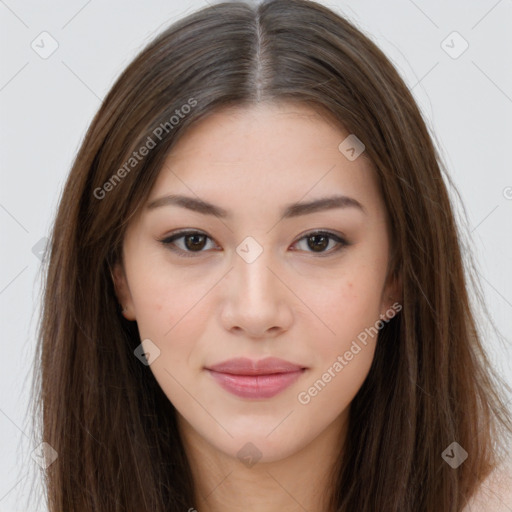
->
xmin=234 ymin=240 xmax=278 ymax=302
xmin=219 ymin=237 xmax=291 ymax=336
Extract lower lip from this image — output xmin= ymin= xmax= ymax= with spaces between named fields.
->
xmin=206 ymin=369 xmax=305 ymax=399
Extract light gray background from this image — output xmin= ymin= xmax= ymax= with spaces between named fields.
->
xmin=1 ymin=1 xmax=511 ymax=510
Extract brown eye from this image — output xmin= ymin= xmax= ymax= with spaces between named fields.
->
xmin=183 ymin=233 xmax=207 ymax=251
xmin=160 ymin=229 xmax=348 ymax=258
xmin=160 ymin=230 xmax=217 ymax=257
xmin=292 ymin=230 xmax=348 ymax=256
xmin=306 ymin=233 xmax=329 ymax=252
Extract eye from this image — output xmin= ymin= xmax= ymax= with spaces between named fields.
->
xmin=158 ymin=229 xmax=348 ymax=257
xmin=159 ymin=230 xmax=218 ymax=258
xmin=291 ymin=230 xmax=348 ymax=256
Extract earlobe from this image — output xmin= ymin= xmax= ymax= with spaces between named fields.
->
xmin=110 ymin=262 xmax=136 ymax=321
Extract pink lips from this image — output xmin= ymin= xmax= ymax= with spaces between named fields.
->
xmin=205 ymin=357 xmax=306 ymax=399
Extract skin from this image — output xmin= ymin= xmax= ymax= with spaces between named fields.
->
xmin=113 ymin=101 xmax=400 ymax=512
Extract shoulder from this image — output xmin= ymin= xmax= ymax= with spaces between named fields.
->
xmin=462 ymin=460 xmax=512 ymax=512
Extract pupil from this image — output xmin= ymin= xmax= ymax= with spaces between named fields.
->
xmin=309 ymin=234 xmax=328 ymax=252
xmin=186 ymin=234 xmax=206 ymax=251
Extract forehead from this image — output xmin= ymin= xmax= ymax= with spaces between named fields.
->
xmin=165 ymin=101 xmax=351 ymax=167
xmin=147 ymin=101 xmax=384 ymax=218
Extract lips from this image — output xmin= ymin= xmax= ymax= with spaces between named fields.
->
xmin=207 ymin=357 xmax=305 ymax=375
xmin=205 ymin=357 xmax=307 ymax=399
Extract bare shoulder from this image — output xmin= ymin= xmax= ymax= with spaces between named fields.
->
xmin=462 ymin=460 xmax=512 ymax=512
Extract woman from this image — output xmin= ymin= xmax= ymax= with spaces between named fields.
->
xmin=30 ymin=0 xmax=512 ymax=510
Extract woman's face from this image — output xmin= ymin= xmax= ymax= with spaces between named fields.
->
xmin=114 ymin=102 xmax=399 ymax=463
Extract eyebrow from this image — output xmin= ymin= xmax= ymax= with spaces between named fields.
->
xmin=146 ymin=193 xmax=366 ymax=218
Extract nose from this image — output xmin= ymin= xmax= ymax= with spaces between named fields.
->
xmin=219 ymin=246 xmax=293 ymax=339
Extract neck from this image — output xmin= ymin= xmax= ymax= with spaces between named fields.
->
xmin=177 ymin=412 xmax=348 ymax=512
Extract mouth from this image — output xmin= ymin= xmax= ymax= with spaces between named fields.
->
xmin=205 ymin=357 xmax=307 ymax=399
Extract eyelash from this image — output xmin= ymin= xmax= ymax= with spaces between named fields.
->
xmin=158 ymin=229 xmax=349 ymax=258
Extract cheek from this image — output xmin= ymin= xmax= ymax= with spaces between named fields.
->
xmin=296 ymin=276 xmax=381 ymax=412
xmin=297 ymin=342 xmax=376 ymax=420
xmin=127 ymin=255 xmax=214 ymax=336
xmin=302 ymin=262 xmax=387 ymax=343
xmin=309 ymin=280 xmax=380 ymax=381
xmin=298 ymin=258 xmax=386 ymax=394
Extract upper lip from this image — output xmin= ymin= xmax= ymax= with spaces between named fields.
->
xmin=206 ymin=357 xmax=306 ymax=375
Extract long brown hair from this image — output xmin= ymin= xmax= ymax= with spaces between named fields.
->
xmin=29 ymin=0 xmax=512 ymax=510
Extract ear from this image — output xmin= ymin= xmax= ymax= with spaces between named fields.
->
xmin=380 ymin=269 xmax=402 ymax=320
xmin=111 ymin=261 xmax=136 ymax=321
